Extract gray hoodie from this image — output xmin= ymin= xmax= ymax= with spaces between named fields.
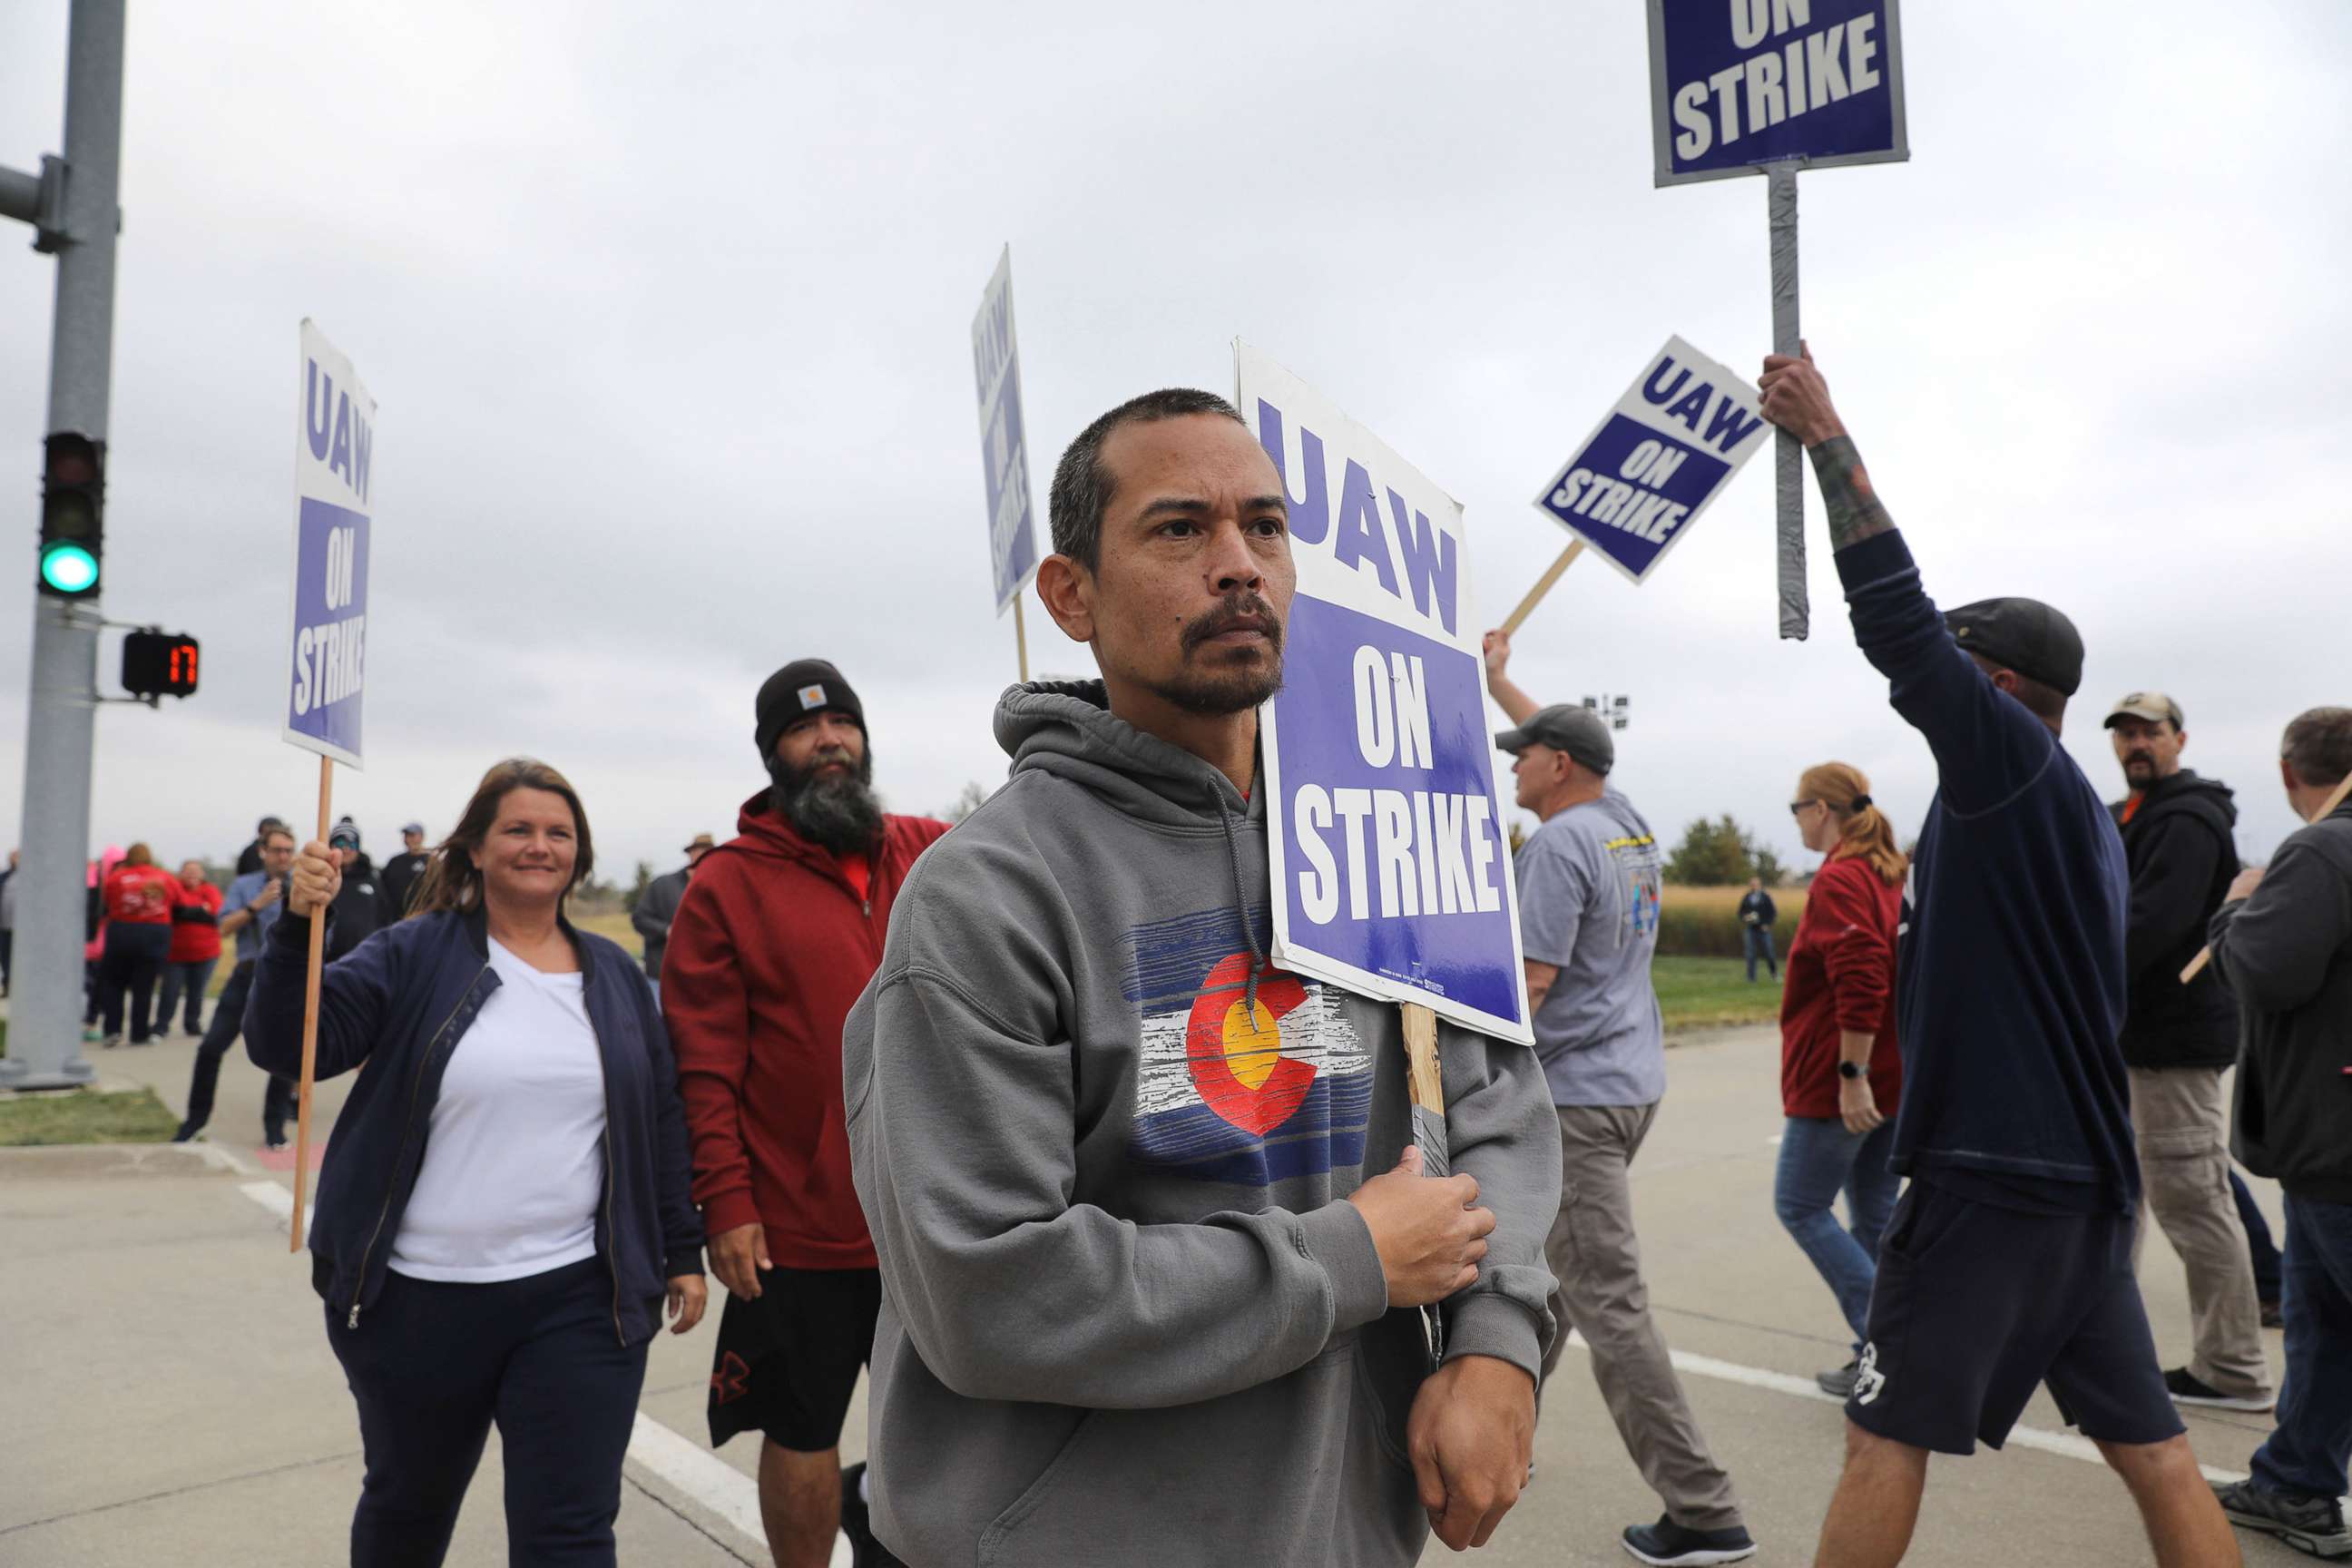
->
xmin=844 ymin=681 xmax=1560 ymax=1567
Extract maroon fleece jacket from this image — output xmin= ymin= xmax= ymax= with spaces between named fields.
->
xmin=663 ymin=791 xmax=948 ymax=1265
xmin=1779 ymin=853 xmax=1905 ymax=1120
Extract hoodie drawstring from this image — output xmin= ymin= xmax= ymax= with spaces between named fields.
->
xmin=1215 ymin=799 xmax=1266 ymax=1017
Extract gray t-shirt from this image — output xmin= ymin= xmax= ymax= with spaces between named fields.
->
xmin=1515 ymin=786 xmax=1665 ymax=1107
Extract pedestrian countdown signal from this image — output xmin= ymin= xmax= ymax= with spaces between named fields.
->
xmin=122 ymin=630 xmax=200 ymax=701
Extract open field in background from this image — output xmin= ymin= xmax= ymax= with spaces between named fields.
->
xmin=1659 ymin=882 xmax=1803 ymax=959
xmin=579 ymin=908 xmax=1785 ymax=1032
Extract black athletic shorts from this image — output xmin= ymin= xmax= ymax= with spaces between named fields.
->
xmin=707 ymin=1265 xmax=881 ymax=1453
xmin=1846 ymin=1179 xmax=2185 ymax=1455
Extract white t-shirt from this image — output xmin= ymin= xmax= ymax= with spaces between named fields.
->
xmin=389 ymin=937 xmax=608 ymax=1283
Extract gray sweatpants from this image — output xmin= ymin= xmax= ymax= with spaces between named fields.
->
xmin=2128 ymin=1065 xmax=2272 ymax=1401
xmin=1536 ymin=1102 xmax=1744 ymax=1532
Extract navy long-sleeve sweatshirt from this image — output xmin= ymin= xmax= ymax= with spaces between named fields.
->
xmin=1839 ymin=531 xmax=2138 ymax=1212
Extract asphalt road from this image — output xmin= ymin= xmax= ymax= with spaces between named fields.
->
xmin=0 ymin=1022 xmax=2307 ymax=1566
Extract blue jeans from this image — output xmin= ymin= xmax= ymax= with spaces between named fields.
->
xmin=1742 ymin=926 xmax=1778 ymax=981
xmin=2231 ymin=1168 xmax=2284 ymax=1303
xmin=1774 ymin=1114 xmax=1899 ymax=1350
xmin=2251 ymin=1194 xmax=2352 ymax=1500
xmin=156 ymin=956 xmax=217 ymax=1034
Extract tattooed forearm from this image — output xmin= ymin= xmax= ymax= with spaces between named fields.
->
xmin=1808 ymin=436 xmax=1894 ymax=551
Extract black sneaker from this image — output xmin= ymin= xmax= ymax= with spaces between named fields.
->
xmin=1816 ymin=1359 xmax=1862 ymax=1398
xmin=264 ymin=1132 xmax=289 ymax=1152
xmin=2164 ymin=1367 xmax=2274 ymax=1412
xmin=2212 ymin=1479 xmax=2352 ymax=1559
xmin=1622 ymin=1515 xmax=1758 ymax=1566
xmin=839 ymin=1462 xmax=880 ymax=1568
xmin=2262 ymin=1298 xmax=2286 ymax=1329
xmin=171 ymin=1122 xmax=199 ymax=1143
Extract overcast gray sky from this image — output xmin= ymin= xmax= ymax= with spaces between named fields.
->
xmin=0 ymin=1 xmax=2344 ymax=884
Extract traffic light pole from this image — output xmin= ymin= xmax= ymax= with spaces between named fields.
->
xmin=1 ymin=0 xmax=125 ymax=1090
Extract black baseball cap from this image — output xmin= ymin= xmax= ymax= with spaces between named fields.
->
xmin=1944 ymin=596 xmax=2084 ymax=697
xmin=1495 ymin=704 xmax=1615 ymax=776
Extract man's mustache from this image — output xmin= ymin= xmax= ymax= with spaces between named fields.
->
xmin=1180 ymin=594 xmax=1283 ymax=655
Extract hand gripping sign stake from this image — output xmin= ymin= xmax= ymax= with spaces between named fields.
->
xmin=284 ymin=319 xmax=376 ymax=1251
xmin=2179 ymin=771 xmax=2352 ymax=985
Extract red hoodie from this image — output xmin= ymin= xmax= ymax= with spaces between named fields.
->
xmin=1778 ymin=853 xmax=1904 ymax=1119
xmin=663 ymin=792 xmax=949 ymax=1266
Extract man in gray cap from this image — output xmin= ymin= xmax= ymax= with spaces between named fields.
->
xmin=2105 ymin=690 xmax=2273 ymax=1414
xmin=1484 ymin=631 xmax=1756 ymax=1568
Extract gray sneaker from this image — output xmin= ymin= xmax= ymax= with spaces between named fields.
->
xmin=2213 ymin=1479 xmax=2352 ymax=1560
xmin=1817 ymin=1359 xmax=1862 ymax=1398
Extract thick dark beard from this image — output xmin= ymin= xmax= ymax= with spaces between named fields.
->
xmin=770 ymin=747 xmax=885 ymax=856
xmin=1142 ymin=593 xmax=1286 ymax=715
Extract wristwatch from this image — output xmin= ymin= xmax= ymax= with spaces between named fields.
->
xmin=1837 ymin=1061 xmax=1866 ymax=1080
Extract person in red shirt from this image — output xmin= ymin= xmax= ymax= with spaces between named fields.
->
xmin=96 ymin=843 xmax=177 ymax=1045
xmin=1777 ymin=762 xmax=1906 ymax=1399
xmin=663 ymin=659 xmax=947 ymax=1568
xmin=157 ymin=859 xmax=225 ymax=1037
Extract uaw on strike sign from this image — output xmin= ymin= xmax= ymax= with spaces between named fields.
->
xmin=1647 ymin=0 xmax=1908 ymax=184
xmin=284 ymin=321 xmax=375 ymax=768
xmin=1534 ymin=337 xmax=1769 ymax=585
xmin=1240 ymin=344 xmax=1532 ymax=1045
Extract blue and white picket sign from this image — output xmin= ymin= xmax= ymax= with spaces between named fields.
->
xmin=1240 ymin=343 xmax=1533 ymax=1046
xmin=283 ymin=320 xmax=374 ymax=768
xmin=1647 ymin=0 xmax=1907 ymax=185
xmin=971 ymin=247 xmax=1040 ymax=614
xmin=1531 ymin=336 xmax=1769 ymax=586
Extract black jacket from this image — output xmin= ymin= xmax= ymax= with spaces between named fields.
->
xmin=2109 ymin=770 xmax=2240 ymax=1070
xmin=246 ymin=903 xmax=704 ymax=1343
xmin=1738 ymin=890 xmax=1777 ymax=928
xmin=327 ymin=852 xmax=384 ymax=964
xmin=377 ymin=850 xmax=429 ymax=924
xmin=1838 ymin=531 xmax=2136 ymax=1206
xmin=2210 ymin=800 xmax=2352 ymax=1204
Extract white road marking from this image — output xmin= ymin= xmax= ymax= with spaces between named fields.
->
xmin=238 ymin=1180 xmax=293 ymax=1223
xmin=1561 ymin=1333 xmax=2249 ymax=1484
xmin=231 ymin=1182 xmax=851 ymax=1564
xmin=191 ymin=1142 xmax=257 ymax=1175
xmin=625 ymin=1413 xmax=853 ymax=1567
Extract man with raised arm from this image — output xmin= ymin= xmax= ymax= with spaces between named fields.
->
xmin=843 ymin=387 xmax=1561 ymax=1566
xmin=1759 ymin=346 xmax=2240 ymax=1568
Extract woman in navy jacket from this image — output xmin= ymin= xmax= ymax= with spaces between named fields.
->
xmin=248 ymin=757 xmax=706 ymax=1568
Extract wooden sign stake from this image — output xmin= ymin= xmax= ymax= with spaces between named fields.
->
xmin=2180 ymin=770 xmax=2352 ymax=984
xmin=1502 ymin=541 xmax=1585 ymax=636
xmin=289 ymin=755 xmax=332 ymax=1252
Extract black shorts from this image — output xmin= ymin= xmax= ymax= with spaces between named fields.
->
xmin=707 ymin=1265 xmax=881 ymax=1453
xmin=1847 ymin=1180 xmax=2185 ymax=1455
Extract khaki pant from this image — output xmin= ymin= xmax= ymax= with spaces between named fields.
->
xmin=1536 ymin=1102 xmax=1743 ymax=1532
xmin=2129 ymin=1065 xmax=2272 ymax=1400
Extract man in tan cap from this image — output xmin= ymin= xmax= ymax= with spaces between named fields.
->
xmin=633 ymin=832 xmax=715 ymax=991
xmin=2105 ymin=691 xmax=2274 ymax=1414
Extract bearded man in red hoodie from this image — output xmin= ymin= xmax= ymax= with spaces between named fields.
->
xmin=664 ymin=658 xmax=948 ymax=1568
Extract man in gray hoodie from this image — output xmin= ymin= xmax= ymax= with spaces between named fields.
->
xmin=844 ymin=387 xmax=1562 ymax=1566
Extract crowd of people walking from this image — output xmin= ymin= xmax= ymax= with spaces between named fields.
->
xmin=105 ymin=355 xmax=2349 ymax=1567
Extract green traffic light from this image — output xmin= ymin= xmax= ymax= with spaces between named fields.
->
xmin=40 ymin=543 xmax=98 ymax=594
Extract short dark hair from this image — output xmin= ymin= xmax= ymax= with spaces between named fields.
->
xmin=1048 ymin=388 xmax=1246 ymax=570
xmin=2282 ymin=707 xmax=2352 ymax=789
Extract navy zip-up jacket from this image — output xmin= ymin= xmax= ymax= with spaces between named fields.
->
xmin=245 ymin=902 xmax=704 ymax=1343
xmin=1840 ymin=530 xmax=2138 ymax=1210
